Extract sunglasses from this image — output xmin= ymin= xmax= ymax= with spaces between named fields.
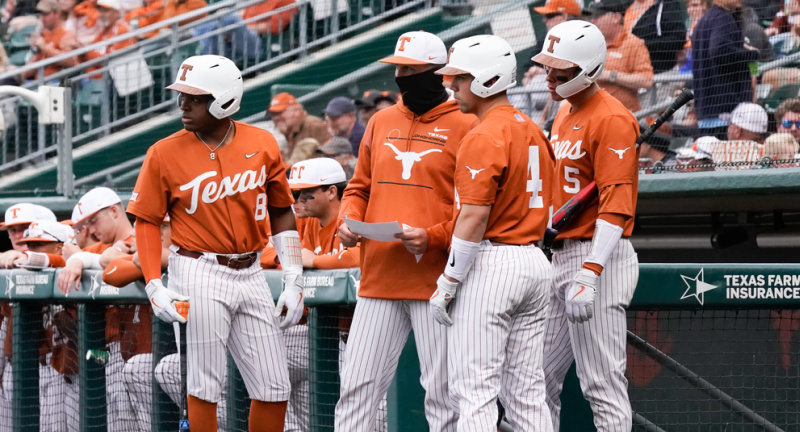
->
xmin=543 ymin=13 xmax=561 ymax=19
xmin=781 ymin=120 xmax=800 ymax=129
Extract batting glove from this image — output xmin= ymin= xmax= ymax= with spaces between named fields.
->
xmin=146 ymin=279 xmax=190 ymax=324
xmin=275 ymin=271 xmax=304 ymax=329
xmin=430 ymin=274 xmax=458 ymax=327
xmin=565 ymin=269 xmax=598 ymax=323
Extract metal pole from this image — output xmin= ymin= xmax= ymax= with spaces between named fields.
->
xmin=58 ymin=86 xmax=74 ymax=197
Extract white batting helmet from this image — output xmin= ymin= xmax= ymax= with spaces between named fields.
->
xmin=436 ymin=35 xmax=517 ymax=98
xmin=532 ymin=21 xmax=606 ymax=98
xmin=166 ymin=55 xmax=243 ymax=119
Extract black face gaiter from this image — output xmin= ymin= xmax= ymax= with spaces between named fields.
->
xmin=395 ymin=69 xmax=449 ymax=116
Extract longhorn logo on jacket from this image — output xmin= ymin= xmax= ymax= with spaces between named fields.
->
xmin=384 ymin=143 xmax=442 ymax=180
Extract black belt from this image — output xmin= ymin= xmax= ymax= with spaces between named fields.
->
xmin=177 ymin=247 xmax=258 ymax=270
xmin=550 ymin=238 xmax=592 ymax=251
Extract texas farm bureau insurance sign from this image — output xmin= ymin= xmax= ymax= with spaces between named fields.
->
xmin=633 ymin=264 xmax=800 ymax=309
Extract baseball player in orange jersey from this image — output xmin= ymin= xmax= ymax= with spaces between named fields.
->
xmin=12 ymin=220 xmax=79 ymax=432
xmin=533 ymin=21 xmax=640 ymax=432
xmin=128 ymin=55 xmax=304 ymax=432
xmin=430 ymin=35 xmax=556 ymax=432
xmin=335 ymin=30 xmax=476 ymax=432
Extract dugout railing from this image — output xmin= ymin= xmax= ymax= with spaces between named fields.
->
xmin=2 ymin=264 xmax=800 ymax=431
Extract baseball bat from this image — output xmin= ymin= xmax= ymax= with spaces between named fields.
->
xmin=541 ymin=88 xmax=694 ymax=253
xmin=176 ymin=302 xmax=190 ymax=431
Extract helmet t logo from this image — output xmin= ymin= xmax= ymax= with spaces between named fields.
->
xmin=10 ymin=207 xmax=19 ymax=218
xmin=398 ymin=36 xmax=412 ymax=51
xmin=179 ymin=64 xmax=194 ymax=81
xmin=546 ymin=35 xmax=561 ymax=53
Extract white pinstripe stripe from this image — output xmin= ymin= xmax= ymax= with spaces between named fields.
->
xmin=169 ymin=250 xmax=290 ymax=403
xmin=448 ymin=242 xmax=553 ymax=432
xmin=543 ymin=239 xmax=638 ymax=432
xmin=335 ymin=298 xmax=456 ymax=432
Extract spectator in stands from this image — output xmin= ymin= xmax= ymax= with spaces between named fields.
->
xmin=354 ymin=89 xmax=396 ymax=125
xmin=591 ymin=0 xmax=654 ymax=113
xmin=763 ymin=132 xmax=799 ymax=167
xmin=193 ymin=8 xmax=262 ymax=63
xmin=243 ymin=0 xmax=296 ymax=35
xmin=674 ymin=143 xmax=716 ymax=171
xmin=516 ymin=0 xmax=581 ymax=128
xmin=776 ymin=98 xmax=800 ymax=142
xmin=83 ymin=0 xmax=135 ymax=78
xmin=765 ymin=0 xmax=797 ymax=36
xmin=57 ymin=187 xmax=138 ymax=431
xmin=724 ymin=101 xmax=768 ymax=142
xmin=23 ymin=0 xmax=80 ymax=81
xmin=627 ymin=0 xmax=687 ymax=74
xmin=268 ymin=92 xmax=331 ymax=165
xmin=323 ymin=96 xmax=364 ymax=155
xmin=1 ymin=0 xmax=39 ymax=33
xmin=316 ymin=135 xmax=356 ymax=180
xmin=692 ymin=0 xmax=759 ymax=140
xmin=65 ymin=0 xmax=103 ymax=46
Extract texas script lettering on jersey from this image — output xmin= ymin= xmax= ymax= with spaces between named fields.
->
xmin=551 ymin=138 xmax=587 ymax=160
xmin=179 ymin=166 xmax=268 ymax=214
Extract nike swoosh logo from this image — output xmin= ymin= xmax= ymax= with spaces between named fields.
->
xmin=150 ymin=298 xmax=162 ymax=309
xmin=106 ymin=266 xmax=117 ymax=275
xmin=245 ymin=152 xmax=258 ymax=159
xmin=449 ymin=256 xmax=455 ymax=267
xmin=431 ymin=291 xmax=439 ymax=299
xmin=573 ymin=125 xmax=582 ymax=130
xmin=428 ymin=56 xmax=437 ymax=60
xmin=433 ymin=127 xmax=450 ymax=132
xmin=570 ymin=286 xmax=585 ymax=300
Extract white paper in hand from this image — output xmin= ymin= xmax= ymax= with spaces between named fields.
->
xmin=343 ymin=219 xmax=403 ymax=242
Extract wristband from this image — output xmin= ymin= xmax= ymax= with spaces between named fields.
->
xmin=66 ymin=251 xmax=102 ymax=270
xmin=443 ymin=235 xmax=480 ymax=282
xmin=273 ymin=230 xmax=302 ymax=271
xmin=23 ymin=251 xmax=49 ymax=269
xmin=584 ymin=219 xmax=623 ymax=270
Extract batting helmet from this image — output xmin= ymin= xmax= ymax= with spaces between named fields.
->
xmin=436 ymin=35 xmax=517 ymax=98
xmin=532 ymin=21 xmax=606 ymax=98
xmin=166 ymin=55 xmax=243 ymax=119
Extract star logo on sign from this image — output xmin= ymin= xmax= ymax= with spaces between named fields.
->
xmin=5 ymin=274 xmax=14 ymax=298
xmin=680 ymin=268 xmax=718 ymax=306
xmin=89 ymin=272 xmax=104 ymax=300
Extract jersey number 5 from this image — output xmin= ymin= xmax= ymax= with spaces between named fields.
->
xmin=527 ymin=146 xmax=544 ymax=209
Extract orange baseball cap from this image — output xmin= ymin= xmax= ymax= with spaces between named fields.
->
xmin=379 ymin=31 xmax=447 ymax=66
xmin=268 ymin=92 xmax=298 ymax=113
xmin=533 ymin=0 xmax=582 ymax=16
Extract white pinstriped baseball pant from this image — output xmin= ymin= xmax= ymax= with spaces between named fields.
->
xmin=335 ymin=297 xmax=457 ymax=432
xmin=448 ymin=241 xmax=553 ymax=432
xmin=543 ymin=238 xmax=638 ymax=432
xmin=168 ymin=247 xmax=291 ymax=403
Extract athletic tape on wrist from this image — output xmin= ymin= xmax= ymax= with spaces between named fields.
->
xmin=23 ymin=251 xmax=48 ymax=269
xmin=66 ymin=251 xmax=102 ymax=270
xmin=584 ymin=219 xmax=623 ymax=270
xmin=273 ymin=230 xmax=303 ymax=273
xmin=443 ymin=235 xmax=480 ymax=282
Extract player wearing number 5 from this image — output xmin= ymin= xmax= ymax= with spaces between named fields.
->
xmin=533 ymin=21 xmax=640 ymax=432
xmin=128 ymin=55 xmax=303 ymax=432
xmin=430 ymin=35 xmax=555 ymax=432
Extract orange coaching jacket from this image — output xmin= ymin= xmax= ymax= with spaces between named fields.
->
xmin=340 ymin=99 xmax=476 ymax=301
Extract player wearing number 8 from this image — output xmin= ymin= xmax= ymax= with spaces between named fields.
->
xmin=128 ymin=55 xmax=303 ymax=432
xmin=430 ymin=35 xmax=555 ymax=431
xmin=533 ymin=20 xmax=640 ymax=432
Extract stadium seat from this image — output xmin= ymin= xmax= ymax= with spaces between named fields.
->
xmin=762 ymin=83 xmax=800 ymax=113
xmin=6 ymin=24 xmax=37 ymax=54
xmin=8 ymin=49 xmax=29 ymax=66
xmin=74 ymin=80 xmax=107 ymax=135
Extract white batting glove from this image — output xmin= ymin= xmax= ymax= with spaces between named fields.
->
xmin=146 ymin=279 xmax=189 ymax=324
xmin=430 ymin=274 xmax=458 ymax=327
xmin=275 ymin=271 xmax=304 ymax=329
xmin=565 ymin=269 xmax=598 ymax=324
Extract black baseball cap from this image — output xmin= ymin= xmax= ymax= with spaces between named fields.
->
xmin=587 ymin=0 xmax=629 ymax=17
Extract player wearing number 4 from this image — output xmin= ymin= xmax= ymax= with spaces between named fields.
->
xmin=128 ymin=55 xmax=304 ymax=432
xmin=430 ymin=35 xmax=556 ymax=432
xmin=533 ymin=21 xmax=640 ymax=432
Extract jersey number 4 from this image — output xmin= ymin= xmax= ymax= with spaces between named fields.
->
xmin=527 ymin=146 xmax=544 ymax=209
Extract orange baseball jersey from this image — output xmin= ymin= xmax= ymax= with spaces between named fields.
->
xmin=454 ymin=105 xmax=554 ymax=244
xmin=550 ymin=89 xmax=640 ymax=239
xmin=45 ymin=305 xmax=79 ymax=375
xmin=118 ymin=304 xmax=152 ymax=362
xmin=301 ymin=218 xmax=360 ymax=269
xmin=603 ymin=31 xmax=653 ymax=113
xmin=127 ymin=121 xmax=294 ymax=254
xmin=340 ymin=100 xmax=476 ymax=300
